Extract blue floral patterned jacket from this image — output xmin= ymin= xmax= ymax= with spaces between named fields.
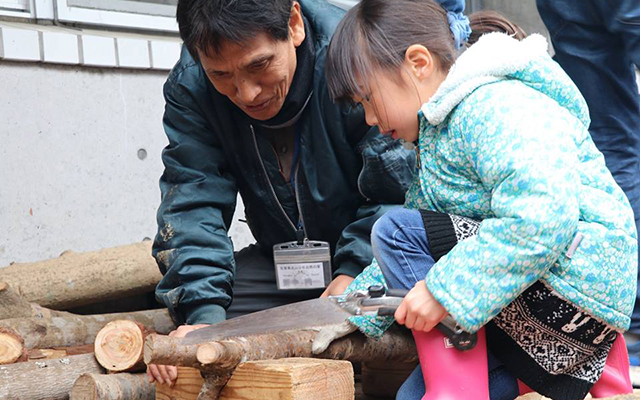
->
xmin=346 ymin=33 xmax=638 ymax=337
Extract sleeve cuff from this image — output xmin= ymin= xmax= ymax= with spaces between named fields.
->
xmin=183 ymin=303 xmax=227 ymax=325
xmin=334 ymin=260 xmax=365 ymax=279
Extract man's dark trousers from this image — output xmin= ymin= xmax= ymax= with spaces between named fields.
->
xmin=537 ymin=0 xmax=640 ymax=360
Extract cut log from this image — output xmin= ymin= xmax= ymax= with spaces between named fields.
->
xmin=0 ymin=327 xmax=25 ymax=364
xmin=0 ymin=281 xmax=69 ymax=319
xmin=0 ymin=241 xmax=163 ymax=309
xmin=70 ymin=373 xmax=154 ymax=400
xmin=95 ymin=320 xmax=148 ymax=372
xmin=155 ymin=367 xmax=203 ymax=400
xmin=0 ymin=308 xmax=174 ymax=350
xmin=28 ymin=344 xmax=95 ymax=360
xmin=28 ymin=348 xmax=70 ymax=360
xmin=0 ymin=353 xmax=104 ymax=400
xmin=218 ymin=358 xmax=354 ymax=400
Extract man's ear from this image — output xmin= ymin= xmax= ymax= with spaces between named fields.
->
xmin=290 ymin=2 xmax=306 ymax=47
xmin=404 ymin=44 xmax=436 ymax=81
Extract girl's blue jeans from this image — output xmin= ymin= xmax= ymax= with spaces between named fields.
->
xmin=371 ymin=207 xmax=519 ymax=400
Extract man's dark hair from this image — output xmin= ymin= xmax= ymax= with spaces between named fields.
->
xmin=177 ymin=0 xmax=295 ymax=59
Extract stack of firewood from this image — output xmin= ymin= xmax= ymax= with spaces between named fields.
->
xmin=0 ymin=242 xmax=174 ymax=400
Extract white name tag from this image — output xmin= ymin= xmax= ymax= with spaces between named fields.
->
xmin=273 ymin=240 xmax=332 ymax=290
xmin=276 ymin=262 xmax=326 ymax=289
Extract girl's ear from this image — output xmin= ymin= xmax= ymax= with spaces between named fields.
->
xmin=404 ymin=44 xmax=436 ymax=81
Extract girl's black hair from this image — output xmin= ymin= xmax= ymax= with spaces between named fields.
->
xmin=325 ymin=0 xmax=526 ymax=103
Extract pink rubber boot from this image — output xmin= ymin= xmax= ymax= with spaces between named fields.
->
xmin=413 ymin=327 xmax=490 ymax=400
xmin=590 ymin=335 xmax=633 ymax=398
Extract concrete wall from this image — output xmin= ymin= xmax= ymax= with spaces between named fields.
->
xmin=0 ymin=61 xmax=254 ymax=266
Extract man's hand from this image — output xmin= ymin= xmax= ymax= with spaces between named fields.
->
xmin=394 ymin=280 xmax=447 ymax=332
xmin=320 ymin=274 xmax=355 ymax=297
xmin=146 ymin=324 xmax=209 ymax=386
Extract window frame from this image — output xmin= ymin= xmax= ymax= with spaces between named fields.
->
xmin=53 ymin=0 xmax=178 ymax=33
xmin=0 ymin=0 xmax=31 ymax=18
xmin=0 ymin=0 xmax=178 ymax=33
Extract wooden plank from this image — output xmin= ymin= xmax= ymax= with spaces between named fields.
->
xmin=219 ymin=358 xmax=354 ymax=400
xmin=155 ymin=367 xmax=203 ymax=400
xmin=156 ymin=359 xmax=355 ymax=400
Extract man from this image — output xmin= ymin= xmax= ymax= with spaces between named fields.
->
xmin=536 ymin=0 xmax=640 ymax=368
xmin=147 ymin=0 xmax=414 ymax=384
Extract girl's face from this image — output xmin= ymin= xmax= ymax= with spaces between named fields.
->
xmin=356 ymin=69 xmax=423 ymax=143
xmin=355 ymin=45 xmax=446 ymax=143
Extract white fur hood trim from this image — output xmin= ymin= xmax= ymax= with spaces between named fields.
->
xmin=421 ymin=32 xmax=549 ymax=126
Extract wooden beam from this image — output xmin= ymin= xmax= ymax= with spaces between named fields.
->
xmin=155 ymin=360 xmax=354 ymax=400
xmin=0 ymin=241 xmax=163 ymax=309
xmin=155 ymin=367 xmax=203 ymax=400
xmin=70 ymin=373 xmax=154 ymax=400
xmin=219 ymin=358 xmax=353 ymax=400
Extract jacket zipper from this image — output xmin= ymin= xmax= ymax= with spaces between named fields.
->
xmin=251 ymin=125 xmax=307 ymax=239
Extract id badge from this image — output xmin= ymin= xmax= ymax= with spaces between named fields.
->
xmin=273 ymin=240 xmax=332 ymax=290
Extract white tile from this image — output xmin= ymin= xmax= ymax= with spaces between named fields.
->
xmin=116 ymin=37 xmax=150 ymax=69
xmin=149 ymin=40 xmax=181 ymax=70
xmin=0 ymin=26 xmax=40 ymax=61
xmin=40 ymin=31 xmax=80 ymax=64
xmin=80 ymin=35 xmax=117 ymax=67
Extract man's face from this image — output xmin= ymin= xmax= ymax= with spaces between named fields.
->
xmin=198 ymin=5 xmax=305 ymax=121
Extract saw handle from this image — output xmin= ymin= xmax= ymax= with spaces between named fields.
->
xmin=385 ymin=288 xmax=410 ymax=297
xmin=371 ymin=286 xmax=477 ymax=351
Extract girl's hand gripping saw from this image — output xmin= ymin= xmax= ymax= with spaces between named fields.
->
xmin=330 ymin=284 xmax=477 ymax=351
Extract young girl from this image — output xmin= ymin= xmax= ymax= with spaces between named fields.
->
xmin=325 ymin=1 xmax=638 ymax=399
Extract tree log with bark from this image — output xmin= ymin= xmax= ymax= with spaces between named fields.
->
xmin=0 ymin=309 xmax=174 ymax=350
xmin=70 ymin=372 xmax=154 ymax=400
xmin=95 ymin=320 xmax=148 ymax=372
xmin=0 ymin=282 xmax=69 ymax=320
xmin=0 ymin=241 xmax=162 ymax=309
xmin=0 ymin=353 xmax=104 ymax=400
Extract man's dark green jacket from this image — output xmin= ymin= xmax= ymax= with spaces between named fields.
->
xmin=153 ymin=0 xmax=415 ymax=325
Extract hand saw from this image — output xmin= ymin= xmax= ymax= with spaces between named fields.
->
xmin=181 ymin=297 xmax=355 ymax=345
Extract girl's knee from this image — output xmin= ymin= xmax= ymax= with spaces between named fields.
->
xmin=372 ymin=207 xmax=418 ymax=242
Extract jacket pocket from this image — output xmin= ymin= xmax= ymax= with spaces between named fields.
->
xmin=357 ymin=135 xmax=416 ymax=204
